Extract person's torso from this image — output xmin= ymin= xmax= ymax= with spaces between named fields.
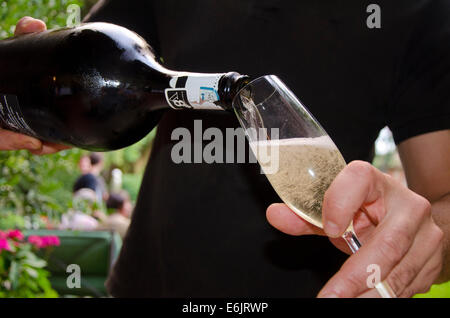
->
xmin=91 ymin=0 xmax=438 ymax=297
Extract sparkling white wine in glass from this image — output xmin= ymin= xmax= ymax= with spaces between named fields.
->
xmin=250 ymin=136 xmax=346 ymax=229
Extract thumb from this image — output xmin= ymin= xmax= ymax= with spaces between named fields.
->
xmin=266 ymin=203 xmax=325 ymax=236
xmin=15 ymin=16 xmax=47 ymax=36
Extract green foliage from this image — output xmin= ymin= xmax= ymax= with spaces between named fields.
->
xmin=0 ymin=0 xmax=85 ymax=38
xmin=0 ymin=0 xmax=154 ymax=227
xmin=122 ymin=173 xmax=143 ymax=203
xmin=0 ymin=0 xmax=154 ymax=299
xmin=103 ymin=128 xmax=156 ymax=174
xmin=99 ymin=128 xmax=156 ymax=203
xmin=0 ymin=0 xmax=91 ymax=230
xmin=0 ymin=231 xmax=58 ymax=298
xmin=0 ymin=212 xmax=45 ymax=231
xmin=0 ymin=149 xmax=83 ymax=226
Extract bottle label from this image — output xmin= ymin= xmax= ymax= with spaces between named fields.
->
xmin=165 ymin=74 xmax=223 ymax=110
xmin=0 ymin=95 xmax=37 ymax=137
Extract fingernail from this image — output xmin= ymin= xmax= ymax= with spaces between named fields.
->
xmin=325 ymin=221 xmax=340 ymax=238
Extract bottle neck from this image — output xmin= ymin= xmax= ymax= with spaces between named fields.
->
xmin=217 ymin=72 xmax=251 ymax=110
xmin=164 ymin=71 xmax=250 ymax=111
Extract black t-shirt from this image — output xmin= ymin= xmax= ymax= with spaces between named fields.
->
xmin=85 ymin=0 xmax=450 ymax=297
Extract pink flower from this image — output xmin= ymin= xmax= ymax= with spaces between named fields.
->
xmin=40 ymin=237 xmax=50 ymax=248
xmin=0 ymin=231 xmax=6 ymax=240
xmin=0 ymin=238 xmax=11 ymax=252
xmin=7 ymin=229 xmax=24 ymax=241
xmin=48 ymin=236 xmax=61 ymax=247
xmin=41 ymin=236 xmax=60 ymax=247
xmin=28 ymin=235 xmax=60 ymax=248
xmin=28 ymin=235 xmax=43 ymax=249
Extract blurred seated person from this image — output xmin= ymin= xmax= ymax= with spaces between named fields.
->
xmin=59 ymin=188 xmax=100 ymax=231
xmin=73 ymin=152 xmax=107 ymax=204
xmin=78 ymin=154 xmax=91 ymax=175
xmin=95 ymin=191 xmax=132 ymax=239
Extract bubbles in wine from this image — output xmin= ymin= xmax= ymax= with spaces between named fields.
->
xmin=250 ymin=136 xmax=346 ymax=227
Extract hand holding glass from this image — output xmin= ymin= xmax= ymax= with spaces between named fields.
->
xmin=232 ymin=75 xmax=396 ymax=298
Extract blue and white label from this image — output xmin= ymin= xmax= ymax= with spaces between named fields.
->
xmin=165 ymin=73 xmax=223 ymax=110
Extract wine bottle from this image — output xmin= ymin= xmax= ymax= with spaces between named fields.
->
xmin=0 ymin=22 xmax=250 ymax=151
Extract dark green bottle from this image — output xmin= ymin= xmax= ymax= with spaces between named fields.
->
xmin=0 ymin=22 xmax=249 ymax=151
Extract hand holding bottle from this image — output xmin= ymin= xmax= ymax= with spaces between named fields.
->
xmin=0 ymin=19 xmax=248 ymax=151
xmin=0 ymin=17 xmax=69 ymax=154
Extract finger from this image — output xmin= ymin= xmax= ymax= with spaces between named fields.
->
xmin=351 ymin=209 xmax=377 ymax=243
xmin=358 ymin=244 xmax=443 ymax=298
xmin=15 ymin=16 xmax=47 ymax=36
xmin=322 ymin=161 xmax=385 ymax=238
xmin=386 ymin=219 xmax=444 ymax=297
xmin=357 ymin=287 xmax=381 ymax=298
xmin=30 ymin=142 xmax=71 ymax=155
xmin=0 ymin=128 xmax=42 ymax=151
xmin=381 ymin=219 xmax=443 ymax=297
xmin=356 ymin=219 xmax=442 ymax=298
xmin=399 ymin=246 xmax=444 ymax=298
xmin=266 ymin=203 xmax=353 ymax=254
xmin=317 ymin=192 xmax=428 ymax=297
xmin=266 ymin=203 xmax=324 ymax=236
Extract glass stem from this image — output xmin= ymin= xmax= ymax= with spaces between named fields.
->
xmin=342 ymin=230 xmax=397 ymax=298
xmin=342 ymin=230 xmax=361 ymax=253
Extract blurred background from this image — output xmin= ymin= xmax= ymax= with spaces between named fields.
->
xmin=0 ymin=1 xmax=155 ymax=229
xmin=0 ymin=0 xmax=445 ymax=298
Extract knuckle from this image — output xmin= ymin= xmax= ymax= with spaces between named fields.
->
xmin=416 ymin=284 xmax=432 ymax=295
xmin=16 ymin=16 xmax=28 ymax=26
xmin=15 ymin=17 xmax=30 ymax=33
xmin=347 ymin=160 xmax=374 ymax=179
xmin=412 ymin=195 xmax=431 ymax=218
xmin=432 ymin=225 xmax=444 ymax=246
xmin=322 ymin=193 xmax=345 ymax=215
xmin=378 ymin=232 xmax=407 ymax=265
xmin=388 ymin=263 xmax=419 ymax=296
xmin=399 ymin=254 xmax=443 ymax=297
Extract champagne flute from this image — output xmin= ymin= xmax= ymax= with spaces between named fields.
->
xmin=232 ymin=75 xmax=396 ymax=298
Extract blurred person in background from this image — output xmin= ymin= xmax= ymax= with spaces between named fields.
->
xmin=78 ymin=154 xmax=92 ymax=175
xmin=73 ymin=152 xmax=108 ymax=204
xmin=95 ymin=191 xmax=132 ymax=239
xmin=88 ymin=152 xmax=107 ymax=198
xmin=59 ymin=188 xmax=100 ymax=231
